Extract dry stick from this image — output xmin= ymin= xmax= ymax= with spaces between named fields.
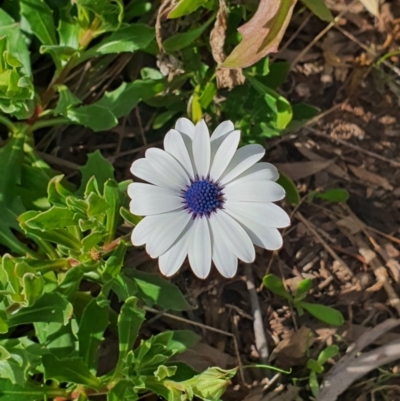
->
xmin=244 ymin=264 xmax=270 ymax=367
xmin=290 ymin=0 xmax=359 ymax=69
xmin=335 ymin=25 xmax=400 ymax=77
xmin=296 ymin=211 xmax=354 ymax=279
xmin=36 ymin=151 xmax=80 ymax=170
xmin=142 ymin=305 xmax=248 ymax=386
xmin=306 ymin=127 xmax=400 ymax=168
xmin=317 ymin=319 xmax=400 ymax=401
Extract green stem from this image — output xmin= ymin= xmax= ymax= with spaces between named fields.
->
xmin=0 ymin=114 xmax=16 ymax=133
xmin=30 ymin=117 xmax=70 ymax=131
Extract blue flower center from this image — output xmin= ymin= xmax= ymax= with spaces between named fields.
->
xmin=183 ymin=179 xmax=224 ymax=217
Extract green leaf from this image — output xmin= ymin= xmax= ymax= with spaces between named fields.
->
xmin=104 ymin=179 xmax=121 ymax=243
xmin=184 ymin=367 xmax=238 ymax=401
xmin=276 ymin=171 xmax=300 ymax=205
xmin=286 ymin=102 xmax=320 ymax=132
xmin=0 ymin=9 xmax=31 ymax=75
xmin=24 ymin=206 xmax=77 ymax=231
xmin=103 ymin=241 xmax=127 ymax=280
xmin=163 ymin=15 xmax=214 ymax=52
xmin=263 ymin=87 xmax=292 ymax=129
xmin=75 ymin=0 xmax=124 ymax=35
xmin=120 ymin=207 xmax=142 ymax=226
xmin=78 ymin=298 xmax=109 ymax=370
xmin=79 ymin=151 xmax=114 ymax=194
xmin=34 ymin=321 xmax=78 ymax=359
xmin=309 ymin=370 xmax=319 ymax=397
xmin=57 ymin=4 xmax=80 ymax=49
xmin=19 ymin=0 xmax=57 ymax=46
xmin=42 ymin=354 xmax=101 ymax=389
xmin=294 ymin=279 xmax=312 ymax=301
xmin=298 ymin=302 xmax=344 ymax=326
xmin=167 ymin=330 xmax=200 ymax=353
xmin=0 ymin=310 xmax=8 ymax=334
xmin=312 ymin=189 xmax=349 ymax=203
xmin=21 ymin=272 xmax=44 ymax=306
xmin=114 ymin=297 xmax=145 ymax=378
xmin=96 ymin=79 xmax=165 ymax=119
xmin=0 ymin=378 xmax=55 ymax=401
xmin=306 ymin=358 xmax=323 ymax=373
xmin=255 ymin=61 xmax=290 ymax=88
xmin=107 ymin=379 xmax=131 ymax=401
xmin=53 ymin=85 xmax=82 ymax=116
xmin=81 ymin=24 xmax=155 ymax=61
xmin=152 ymin=110 xmax=179 ymax=130
xmin=86 ymin=192 xmax=109 ymax=216
xmin=126 ymin=270 xmax=192 ymax=311
xmin=8 ymin=293 xmax=73 ymax=327
xmin=168 ymin=0 xmax=208 ymax=18
xmin=317 ymin=345 xmax=339 ymax=365
xmin=67 ymin=103 xmax=118 ymax=131
xmin=301 ymin=0 xmax=334 ymax=22
xmin=262 ymin=274 xmax=292 ymax=300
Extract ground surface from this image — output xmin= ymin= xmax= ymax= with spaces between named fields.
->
xmin=34 ymin=2 xmax=400 ymax=400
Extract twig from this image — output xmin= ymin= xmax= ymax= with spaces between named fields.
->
xmin=335 ymin=25 xmax=400 ymax=77
xmin=306 ymin=127 xmax=400 ymax=168
xmin=296 ymin=212 xmax=355 ymax=280
xmin=244 ymin=264 xmax=270 ymax=368
xmin=317 ymin=319 xmax=400 ymax=401
xmin=290 ymin=0 xmax=358 ymax=69
xmin=35 ymin=151 xmax=80 ymax=170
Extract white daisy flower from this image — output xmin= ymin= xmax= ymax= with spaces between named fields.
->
xmin=128 ymin=118 xmax=290 ymax=279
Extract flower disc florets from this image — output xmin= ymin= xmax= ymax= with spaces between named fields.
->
xmin=183 ymin=178 xmax=224 ymax=217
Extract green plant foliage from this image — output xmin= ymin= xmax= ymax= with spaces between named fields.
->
xmin=263 ymin=274 xmax=344 ymax=326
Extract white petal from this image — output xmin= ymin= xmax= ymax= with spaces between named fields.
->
xmin=210 ymin=120 xmax=235 ymax=159
xmin=219 ymin=144 xmax=265 ymax=185
xmin=192 ymin=120 xmax=211 ymax=178
xmin=128 ymin=182 xmax=177 ymax=199
xmin=159 ymin=220 xmax=194 ymax=277
xmin=145 ymin=148 xmax=190 ymax=188
xmin=209 ymin=218 xmax=238 ymax=278
xmin=224 ymin=202 xmax=285 ymax=250
xmin=128 ymin=183 xmax=183 ymax=216
xmin=209 ymin=130 xmax=240 ymax=182
xmin=164 ymin=129 xmax=194 ymax=179
xmin=131 ymin=215 xmax=160 ymax=246
xmin=130 ymin=158 xmax=180 ymax=190
xmin=188 ymin=217 xmax=212 ymax=279
xmin=232 ymin=162 xmax=279 ymax=184
xmin=146 ymin=209 xmax=191 ymax=258
xmin=175 ymin=118 xmax=195 ymax=139
xmin=225 ymin=200 xmax=290 ymax=228
xmin=224 ymin=181 xmax=285 ymax=202
xmin=209 ymin=211 xmax=255 ymax=263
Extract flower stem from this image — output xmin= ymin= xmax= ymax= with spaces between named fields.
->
xmin=0 ymin=114 xmax=16 ymax=133
xmin=31 ymin=117 xmax=70 ymax=131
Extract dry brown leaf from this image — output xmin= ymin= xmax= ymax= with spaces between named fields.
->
xmin=172 ymin=342 xmax=233 ymax=372
xmin=209 ymin=0 xmax=245 ymax=88
xmin=269 ymin=326 xmax=312 ymax=368
xmin=336 ymin=216 xmax=363 ymax=235
xmin=295 ymin=143 xmax=349 ymax=180
xmin=348 ymin=165 xmax=393 ymax=190
xmin=223 ymin=0 xmax=297 ymax=68
xmin=275 ymin=160 xmax=335 ymax=181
